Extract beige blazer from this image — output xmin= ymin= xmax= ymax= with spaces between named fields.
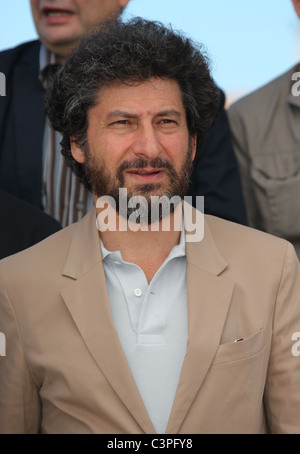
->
xmin=0 ymin=208 xmax=300 ymax=434
xmin=228 ymin=63 xmax=300 ymax=258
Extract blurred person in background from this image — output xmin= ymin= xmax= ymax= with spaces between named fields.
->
xmin=228 ymin=0 xmax=300 ymax=257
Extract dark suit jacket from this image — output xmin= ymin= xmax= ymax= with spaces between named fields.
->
xmin=0 ymin=40 xmax=247 ymax=225
xmin=0 ymin=190 xmax=61 ymax=259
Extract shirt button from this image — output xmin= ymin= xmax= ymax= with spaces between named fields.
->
xmin=134 ymin=288 xmax=142 ymax=297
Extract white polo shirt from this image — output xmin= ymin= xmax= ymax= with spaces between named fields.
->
xmin=101 ymin=229 xmax=188 ymax=434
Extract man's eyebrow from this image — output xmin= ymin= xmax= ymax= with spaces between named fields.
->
xmin=106 ymin=109 xmax=182 ymax=119
xmin=156 ymin=109 xmax=182 ymax=118
xmin=107 ymin=110 xmax=137 ymax=119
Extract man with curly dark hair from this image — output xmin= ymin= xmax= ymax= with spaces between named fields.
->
xmin=46 ymin=18 xmax=219 ymax=196
xmin=1 ymin=18 xmax=300 ymax=435
xmin=0 ymin=2 xmax=247 ymax=228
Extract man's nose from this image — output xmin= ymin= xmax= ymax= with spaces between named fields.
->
xmin=131 ymin=124 xmax=162 ymax=160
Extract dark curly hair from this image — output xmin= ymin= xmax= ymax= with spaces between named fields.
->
xmin=46 ymin=17 xmax=219 ymax=191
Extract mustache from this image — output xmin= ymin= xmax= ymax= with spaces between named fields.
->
xmin=117 ymin=158 xmax=177 ymax=185
xmin=118 ymin=157 xmax=175 ymax=173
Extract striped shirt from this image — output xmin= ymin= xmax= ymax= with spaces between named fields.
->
xmin=39 ymin=44 xmax=93 ymax=227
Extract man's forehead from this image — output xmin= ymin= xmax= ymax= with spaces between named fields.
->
xmin=95 ymin=78 xmax=184 ymax=105
xmin=88 ymin=78 xmax=186 ymax=122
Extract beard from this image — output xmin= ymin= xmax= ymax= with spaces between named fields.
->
xmin=83 ymin=142 xmax=194 ymax=224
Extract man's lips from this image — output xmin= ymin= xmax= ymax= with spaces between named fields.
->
xmin=41 ymin=6 xmax=75 ymax=23
xmin=125 ymin=168 xmax=165 ymax=182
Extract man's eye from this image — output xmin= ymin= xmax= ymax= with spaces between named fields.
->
xmin=108 ymin=119 xmax=136 ymax=133
xmin=159 ymin=119 xmax=178 ymax=127
xmin=113 ymin=120 xmax=130 ymax=125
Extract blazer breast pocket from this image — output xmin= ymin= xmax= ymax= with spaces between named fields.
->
xmin=250 ymin=152 xmax=300 ymax=238
xmin=212 ymin=328 xmax=267 ymax=366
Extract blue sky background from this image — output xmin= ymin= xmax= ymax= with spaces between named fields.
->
xmin=1 ymin=1 xmax=299 ymax=102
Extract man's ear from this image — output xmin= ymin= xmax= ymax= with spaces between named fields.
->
xmin=120 ymin=0 xmax=130 ymax=7
xmin=70 ymin=138 xmax=85 ymax=164
xmin=292 ymin=0 xmax=300 ymax=18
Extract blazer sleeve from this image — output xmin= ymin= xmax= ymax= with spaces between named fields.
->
xmin=264 ymin=242 xmax=300 ymax=433
xmin=0 ymin=191 xmax=62 ymax=260
xmin=0 ymin=41 xmax=44 ymax=207
xmin=187 ymin=89 xmax=248 ymax=226
xmin=0 ymin=277 xmax=41 ymax=434
xmin=0 ymin=41 xmax=40 ymax=140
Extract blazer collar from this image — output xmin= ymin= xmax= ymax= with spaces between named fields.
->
xmin=62 ymin=207 xmax=228 ymax=278
xmin=62 ymin=208 xmax=102 ymax=279
xmin=185 ymin=210 xmax=228 ymax=276
xmin=61 ymin=208 xmax=233 ymax=434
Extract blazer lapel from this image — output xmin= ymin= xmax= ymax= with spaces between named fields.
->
xmin=166 ymin=215 xmax=234 ymax=434
xmin=60 ymin=209 xmax=156 ymax=434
